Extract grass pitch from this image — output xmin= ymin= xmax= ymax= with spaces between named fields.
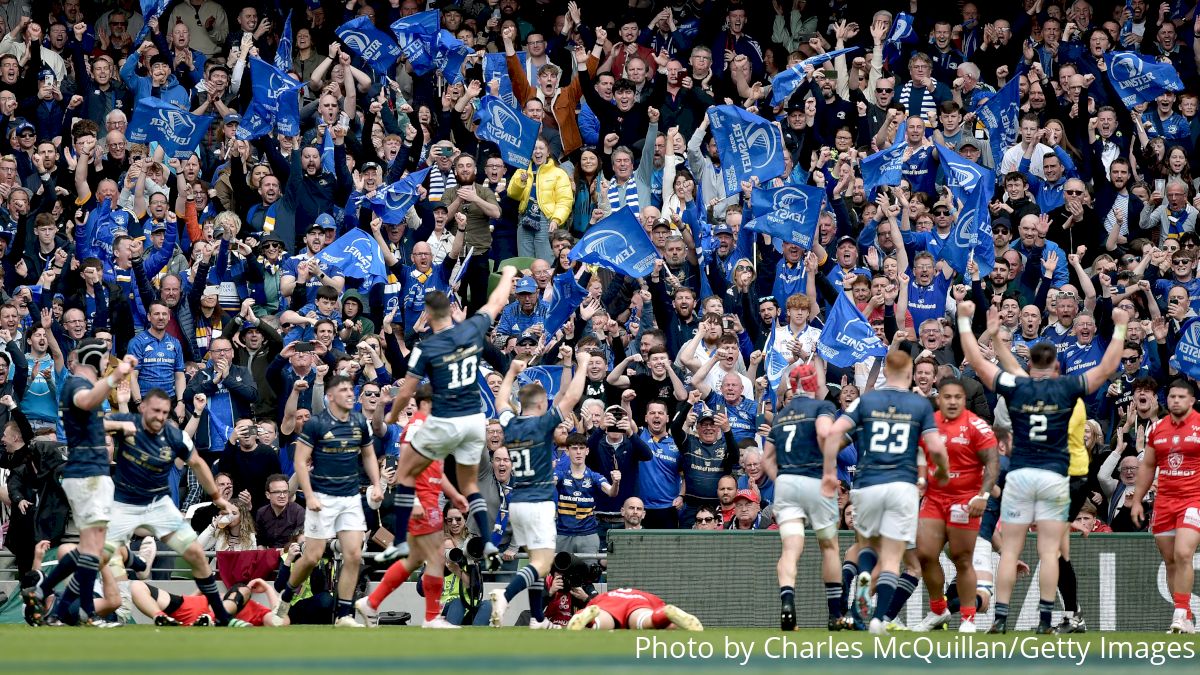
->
xmin=2 ymin=626 xmax=1198 ymax=674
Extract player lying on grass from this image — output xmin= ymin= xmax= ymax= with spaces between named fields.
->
xmin=566 ymin=588 xmax=703 ymax=631
xmin=130 ymin=578 xmax=287 ymax=626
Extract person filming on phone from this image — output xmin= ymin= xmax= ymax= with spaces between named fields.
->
xmin=216 ymin=418 xmax=282 ymax=514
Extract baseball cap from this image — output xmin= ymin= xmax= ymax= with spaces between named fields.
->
xmin=148 ymin=53 xmax=171 ymax=69
xmin=13 ymin=119 xmax=35 ymax=135
xmin=733 ymin=489 xmax=757 ymax=504
xmin=223 ymin=113 xmax=241 ymax=125
xmin=516 ymin=333 xmax=539 ymax=346
xmin=202 ymin=285 xmax=221 ymax=297
xmin=361 ymin=161 xmax=381 ymax=172
xmin=150 ymin=221 xmax=167 ymax=233
xmin=958 ymin=137 xmax=980 ymax=150
xmin=315 ymin=214 xmax=337 ymax=230
xmin=514 ymin=276 xmax=537 ymax=294
xmin=651 ymin=219 xmax=672 ymax=231
xmin=836 ymin=235 xmax=857 ymax=249
xmin=713 ymin=223 xmax=734 ymax=236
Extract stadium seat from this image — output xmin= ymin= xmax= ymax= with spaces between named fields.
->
xmin=498 ymin=256 xmax=536 ymax=273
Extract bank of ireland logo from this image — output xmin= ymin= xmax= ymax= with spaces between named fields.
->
xmin=744 ymin=126 xmax=780 ymax=169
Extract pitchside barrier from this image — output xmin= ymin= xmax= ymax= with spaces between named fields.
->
xmin=606 ymin=530 xmax=1200 ymax=632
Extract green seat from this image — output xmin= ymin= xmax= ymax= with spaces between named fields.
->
xmin=488 ymin=272 xmax=501 ymax=297
xmin=498 ymin=256 xmax=536 ymax=272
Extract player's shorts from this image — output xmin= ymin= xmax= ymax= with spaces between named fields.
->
xmin=1001 ymin=468 xmax=1069 ymax=525
xmin=510 ymin=501 xmax=557 ymax=550
xmin=851 ymin=482 xmax=919 ymax=545
xmin=63 ymin=475 xmax=114 ymax=530
xmin=1151 ymin=497 xmax=1200 ymax=536
xmin=236 ymin=600 xmax=271 ymax=626
xmin=920 ymin=490 xmax=982 ymax=530
xmin=774 ymin=474 xmax=838 ymax=533
xmin=106 ymin=496 xmax=190 ymax=548
xmin=973 ymin=536 xmax=994 ymax=576
xmin=1067 ymin=476 xmax=1088 ymax=521
xmin=409 ymin=492 xmax=444 ymax=537
xmin=304 ymin=493 xmax=367 ymax=540
xmin=165 ymin=593 xmax=211 ymax=626
xmin=590 ymin=589 xmax=666 ymax=629
xmin=410 ymin=413 xmax=486 ymax=465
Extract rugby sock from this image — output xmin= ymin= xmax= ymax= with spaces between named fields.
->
xmin=280 ymin=582 xmax=299 ymax=604
xmin=858 ymin=548 xmax=878 ymax=577
xmin=1038 ymin=599 xmax=1054 ymax=628
xmin=961 ymin=605 xmax=976 ymax=622
xmin=527 ymin=581 xmax=545 ymax=622
xmin=391 ymin=486 xmax=416 ymax=543
xmin=74 ymin=553 xmax=100 ymax=618
xmin=369 ymin=561 xmax=412 ymax=610
xmin=650 ymin=606 xmax=672 ymax=629
xmin=946 ymin=582 xmax=961 ymax=613
xmin=39 ymin=549 xmax=79 ymax=595
xmin=54 ymin=578 xmax=81 ymax=621
xmin=930 ymin=597 xmax=948 ymax=616
xmin=840 ymin=561 xmax=858 ymax=613
xmin=195 ymin=574 xmax=231 ymax=624
xmin=126 ymin=554 xmax=148 ymax=577
xmin=824 ymin=583 xmax=841 ymax=619
xmin=421 ymin=575 xmax=443 ymax=621
xmin=873 ymin=571 xmax=898 ymax=622
xmin=779 ymin=585 xmax=795 ymax=606
xmin=1174 ymin=593 xmax=1191 ymax=612
xmin=1058 ymin=557 xmax=1078 ymax=615
xmin=504 ymin=566 xmax=538 ymax=602
xmin=884 ymin=573 xmax=919 ymax=622
xmin=337 ymin=598 xmax=355 ymax=619
xmin=995 ymin=602 xmax=1010 ymax=623
xmin=467 ymin=493 xmax=490 ymax=539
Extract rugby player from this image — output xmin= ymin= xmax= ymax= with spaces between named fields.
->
xmin=566 ymin=587 xmax=703 ymax=631
xmin=130 ymin=578 xmax=286 ymax=626
xmin=376 ymin=268 xmax=519 ymax=563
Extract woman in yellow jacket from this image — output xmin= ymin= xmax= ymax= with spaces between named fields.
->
xmin=508 ymin=137 xmax=573 ymax=263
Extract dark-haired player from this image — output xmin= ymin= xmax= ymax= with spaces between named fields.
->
xmin=376 ymin=267 xmax=518 ymax=563
xmin=913 ymin=378 xmax=998 ymax=633
xmin=958 ymin=300 xmax=1127 ymax=634
xmin=762 ymin=362 xmax=843 ymax=631
xmin=1135 ymin=379 xmax=1200 ymax=633
xmin=274 ymin=375 xmax=382 ymax=627
xmin=489 ymin=354 xmax=592 ymax=628
xmin=22 ymin=339 xmax=136 ymax=627
xmin=566 ymin=588 xmax=703 ymax=631
xmin=130 ymin=578 xmax=286 ymax=626
xmin=823 ymin=350 xmax=950 ymax=635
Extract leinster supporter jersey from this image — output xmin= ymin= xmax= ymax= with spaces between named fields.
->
xmin=109 ymin=413 xmax=193 ymax=505
xmin=845 ymin=386 xmax=937 ymax=488
xmin=555 ymin=464 xmax=609 ymax=535
xmin=60 ymin=375 xmax=110 ymax=479
xmin=769 ymin=397 xmax=838 ymax=479
xmin=407 ymin=313 xmax=491 ymax=418
xmin=992 ymin=372 xmax=1087 ymax=476
xmin=299 ymin=410 xmax=373 ymax=497
xmin=501 ymin=407 xmax=562 ymax=504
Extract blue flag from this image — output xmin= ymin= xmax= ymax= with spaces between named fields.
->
xmin=770 ymin=47 xmax=859 ymax=106
xmin=883 ymin=12 xmax=918 ymax=68
xmin=236 ymin=101 xmax=275 ymax=140
xmin=542 ymin=272 xmax=588 ymax=339
xmin=391 ymin=10 xmax=440 ymax=76
xmin=321 ymin=126 xmax=335 ymax=174
xmin=484 ymin=51 xmax=527 ymax=109
xmin=475 ymin=95 xmax=540 ymax=168
xmin=975 ymin=74 xmax=1021 ymax=171
xmin=367 ymin=167 xmax=431 ymax=222
xmin=434 ymin=29 xmax=473 ymax=85
xmin=861 ymin=138 xmax=906 ymax=197
xmin=569 ymin=207 xmax=661 ymax=278
xmin=707 ymin=105 xmax=786 ymax=198
xmin=79 ymin=198 xmax=131 ymax=261
xmin=127 ymin=98 xmax=212 ymax=160
xmin=1105 ymin=50 xmax=1185 ymax=108
xmin=763 ymin=322 xmax=792 ymax=401
xmin=1172 ymin=319 xmax=1200 ymax=380
xmin=816 ymin=294 xmax=888 ymax=368
xmin=275 ymin=10 xmax=294 ymax=72
xmin=337 ymin=16 xmax=403 ymax=75
xmin=248 ymin=57 xmax=303 ymax=123
xmin=517 ymin=366 xmax=564 ymax=405
xmin=136 ymin=0 xmax=169 ymax=43
xmin=479 ymin=377 xmax=498 ymax=418
xmin=316 ymin=229 xmax=389 ymax=287
xmin=935 ymin=142 xmax=996 ymax=276
xmin=745 ymin=184 xmax=823 ymax=249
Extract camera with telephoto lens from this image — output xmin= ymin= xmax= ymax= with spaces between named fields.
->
xmin=448 ymin=547 xmax=467 ymax=567
xmin=553 ymin=552 xmax=601 ymax=589
xmin=466 ymin=536 xmax=501 ymax=571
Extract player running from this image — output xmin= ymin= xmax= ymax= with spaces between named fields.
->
xmin=912 ymin=378 xmax=998 ymax=633
xmin=762 ymin=362 xmax=844 ymax=631
xmin=489 ymin=353 xmax=592 ymax=628
xmin=958 ymin=300 xmax=1127 ymax=634
xmin=357 ymin=385 xmax=466 ymax=629
xmin=566 ymin=588 xmax=703 ymax=631
xmin=22 ymin=339 xmax=136 ymax=627
xmin=375 ymin=268 xmax=519 ymax=563
xmin=102 ymin=389 xmax=247 ymax=627
xmin=823 ymin=351 xmax=950 ymax=635
xmin=275 ymin=375 xmax=383 ymax=627
xmin=1133 ymin=379 xmax=1200 ymax=634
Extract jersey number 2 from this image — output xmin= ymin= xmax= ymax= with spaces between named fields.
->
xmin=447 ymin=355 xmax=478 ymax=389
xmin=510 ymin=447 xmax=535 ymax=478
xmin=1028 ymin=414 xmax=1048 ymax=442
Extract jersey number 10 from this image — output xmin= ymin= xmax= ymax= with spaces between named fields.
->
xmin=447 ymin=355 xmax=479 ymax=389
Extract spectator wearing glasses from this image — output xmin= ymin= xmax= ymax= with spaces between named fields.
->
xmin=897 ymin=52 xmax=951 ymax=120
xmin=183 ymin=336 xmax=258 ymax=456
xmin=1142 ymin=178 xmax=1198 ymax=245
xmin=254 ymin=474 xmax=304 ymax=549
xmin=1047 ymin=178 xmax=1104 ymax=268
xmin=691 ymin=506 xmax=720 ymax=530
xmin=1019 ymin=132 xmax=1081 ymax=214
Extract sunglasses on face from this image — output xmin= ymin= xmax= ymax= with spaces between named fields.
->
xmin=695 ymin=516 xmax=716 ymax=523
xmin=446 ymin=516 xmax=464 ymax=522
xmin=1064 ymin=189 xmax=1084 ymax=195
xmin=876 ymin=87 xmax=893 ymax=93
xmin=1123 ymin=356 xmax=1141 ymax=363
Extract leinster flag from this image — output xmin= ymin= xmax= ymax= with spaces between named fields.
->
xmin=745 ymin=183 xmax=823 ymax=249
xmin=763 ymin=321 xmax=793 ymax=403
xmin=136 ymin=0 xmax=169 ymax=43
xmin=368 ymin=167 xmax=431 ymax=222
xmin=542 ymin=271 xmax=588 ymax=339
xmin=1172 ymin=318 xmax=1200 ymax=380
xmin=935 ymin=142 xmax=996 ymax=276
xmin=337 ymin=16 xmax=403 ymax=75
xmin=769 ymin=47 xmax=858 ymax=106
xmin=434 ymin=29 xmax=473 ymax=84
xmin=127 ymin=98 xmax=212 ymax=159
xmin=475 ymin=95 xmax=539 ymax=168
xmin=707 ymin=105 xmax=785 ymax=198
xmin=275 ymin=10 xmax=294 ymax=72
xmin=816 ymin=294 xmax=887 ymax=368
xmin=569 ymin=207 xmax=661 ymax=278
xmin=1105 ymin=50 xmax=1185 ymax=108
xmin=391 ymin=10 xmax=439 ymax=75
xmin=484 ymin=51 xmax=527 ymax=108
xmin=517 ymin=366 xmax=564 ymax=405
xmin=975 ymin=74 xmax=1020 ymax=170
xmin=883 ymin=12 xmax=917 ymax=68
xmin=861 ymin=138 xmax=906 ymax=197
xmin=316 ymin=229 xmax=389 ymax=287
xmin=321 ymin=126 xmax=335 ymax=174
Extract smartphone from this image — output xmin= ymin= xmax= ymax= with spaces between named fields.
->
xmin=295 ymin=341 xmax=316 ymax=353
xmin=722 ymin=315 xmax=733 ymax=330
xmin=714 ymin=403 xmax=726 ymax=416
xmin=1155 ymin=179 xmax=1166 ymax=195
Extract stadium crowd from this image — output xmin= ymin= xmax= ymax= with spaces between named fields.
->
xmin=0 ymin=0 xmax=1196 ymax=631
